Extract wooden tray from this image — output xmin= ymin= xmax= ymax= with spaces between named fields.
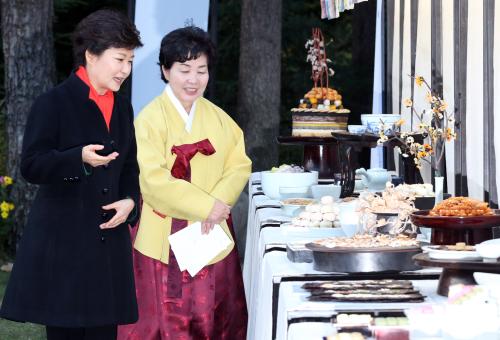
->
xmin=413 ymin=253 xmax=500 ymax=296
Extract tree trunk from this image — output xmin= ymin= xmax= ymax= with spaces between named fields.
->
xmin=1 ymin=0 xmax=56 ymax=247
xmin=238 ymin=0 xmax=282 ymax=172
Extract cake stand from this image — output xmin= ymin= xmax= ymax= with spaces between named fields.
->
xmin=330 ymin=132 xmax=380 ymax=197
xmin=413 ymin=253 xmax=500 ymax=296
xmin=410 ymin=210 xmax=500 ymax=245
xmin=276 ymin=136 xmax=340 ymax=180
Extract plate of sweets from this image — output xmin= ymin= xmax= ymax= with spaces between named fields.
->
xmin=422 ymin=242 xmax=482 ymax=260
xmin=411 ymin=197 xmax=500 ymax=229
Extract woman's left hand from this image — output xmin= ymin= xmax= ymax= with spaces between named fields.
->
xmin=100 ymin=198 xmax=135 ymax=229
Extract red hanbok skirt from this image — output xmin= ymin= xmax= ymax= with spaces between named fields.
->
xmin=117 ymin=218 xmax=247 ymax=340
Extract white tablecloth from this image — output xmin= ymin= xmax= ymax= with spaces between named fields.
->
xmin=243 ymin=172 xmax=442 ymax=340
xmin=243 ymin=173 xmax=349 ymax=339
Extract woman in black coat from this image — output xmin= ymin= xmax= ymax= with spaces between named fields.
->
xmin=0 ymin=9 xmax=143 ymax=340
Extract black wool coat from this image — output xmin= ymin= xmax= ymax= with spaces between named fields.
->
xmin=0 ymin=73 xmax=140 ymax=327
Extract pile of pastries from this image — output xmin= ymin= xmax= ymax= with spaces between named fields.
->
xmin=298 ymin=87 xmax=344 ymax=110
xmin=313 ymin=234 xmax=419 ymax=249
xmin=430 ymin=196 xmax=494 ymax=216
xmin=291 ymin=195 xmax=340 ymax=228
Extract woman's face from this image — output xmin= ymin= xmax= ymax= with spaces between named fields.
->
xmin=85 ymin=47 xmax=134 ymax=94
xmin=162 ymin=54 xmax=209 ymax=112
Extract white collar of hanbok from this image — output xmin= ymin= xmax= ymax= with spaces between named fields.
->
xmin=165 ymin=84 xmax=197 ymax=133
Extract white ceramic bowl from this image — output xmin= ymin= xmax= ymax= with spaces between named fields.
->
xmin=361 ymin=114 xmax=401 ymax=134
xmin=279 ymin=186 xmax=310 ymax=199
xmin=310 ymin=184 xmax=341 ymax=200
xmin=476 ymin=238 xmax=500 ymax=260
xmin=280 ymin=198 xmax=315 ymax=217
xmin=261 ymin=170 xmax=318 ymax=199
xmin=338 ymin=201 xmax=361 ymax=236
xmin=347 ymin=125 xmax=367 ymax=134
xmin=280 ymin=204 xmax=303 ymax=217
xmin=340 ymin=222 xmax=359 ymax=237
xmin=473 ymin=272 xmax=500 ymax=286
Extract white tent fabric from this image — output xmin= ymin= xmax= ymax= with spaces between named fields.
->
xmin=465 ymin=1 xmax=484 ymax=200
xmin=442 ymin=0 xmax=455 ymax=196
xmin=386 ymin=0 xmax=499 ymax=204
xmin=370 ymin=0 xmax=385 ymax=169
xmin=321 ymin=0 xmax=370 ymax=20
xmin=413 ymin=0 xmax=432 ymax=184
xmin=495 ymin=0 xmax=500 ymax=202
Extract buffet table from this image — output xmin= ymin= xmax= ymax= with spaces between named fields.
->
xmin=243 ymin=173 xmax=444 ymax=339
xmin=243 ymin=172 xmax=445 ymax=340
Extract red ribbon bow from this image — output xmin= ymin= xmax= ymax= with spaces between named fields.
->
xmin=170 ymin=139 xmax=216 ymax=180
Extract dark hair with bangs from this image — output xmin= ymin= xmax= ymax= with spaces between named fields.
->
xmin=158 ymin=26 xmax=216 ymax=83
xmin=72 ymin=9 xmax=143 ymax=67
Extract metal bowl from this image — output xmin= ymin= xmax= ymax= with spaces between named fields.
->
xmin=306 ymin=243 xmax=422 ymax=273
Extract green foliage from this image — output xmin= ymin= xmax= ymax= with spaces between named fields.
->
xmin=0 ymin=176 xmax=15 ymax=259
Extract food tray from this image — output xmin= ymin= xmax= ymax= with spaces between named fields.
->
xmin=305 ymin=243 xmax=422 ymax=273
xmin=303 ymin=280 xmax=425 ymax=303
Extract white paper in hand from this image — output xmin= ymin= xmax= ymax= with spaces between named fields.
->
xmin=168 ymin=222 xmax=232 ymax=277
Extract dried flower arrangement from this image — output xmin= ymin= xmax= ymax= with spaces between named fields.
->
xmin=298 ymin=28 xmax=345 ymax=111
xmin=377 ymin=75 xmax=456 ymax=176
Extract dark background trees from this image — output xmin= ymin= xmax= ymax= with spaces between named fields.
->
xmin=1 ymin=0 xmax=56 ymax=252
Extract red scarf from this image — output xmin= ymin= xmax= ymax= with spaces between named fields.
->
xmin=76 ymin=66 xmax=114 ymax=130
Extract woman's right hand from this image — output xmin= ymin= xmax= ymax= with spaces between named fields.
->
xmin=206 ymin=199 xmax=230 ymax=225
xmin=82 ymin=144 xmax=119 ymax=167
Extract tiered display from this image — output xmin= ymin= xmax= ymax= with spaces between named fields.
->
xmin=291 ymin=28 xmax=350 ymax=137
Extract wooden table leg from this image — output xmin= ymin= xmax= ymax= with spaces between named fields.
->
xmin=437 ymin=268 xmax=477 ymax=296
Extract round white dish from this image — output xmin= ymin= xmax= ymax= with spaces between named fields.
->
xmin=310 ymin=184 xmax=341 ymax=200
xmin=475 ymin=239 xmax=500 ymax=260
xmin=422 ymin=245 xmax=482 ymax=261
xmin=347 ymin=124 xmax=367 ymax=134
xmin=261 ymin=170 xmax=318 ymax=199
xmin=280 ymin=198 xmax=315 ymax=217
xmin=360 ymin=114 xmax=401 ymax=134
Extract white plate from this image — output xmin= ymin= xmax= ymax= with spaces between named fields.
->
xmin=422 ymin=245 xmax=482 ymax=261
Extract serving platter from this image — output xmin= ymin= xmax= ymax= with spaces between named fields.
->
xmin=421 ymin=245 xmax=482 ymax=261
xmin=410 ymin=210 xmax=500 ymax=245
xmin=302 ymin=279 xmax=425 ymax=303
xmin=413 ymin=253 xmax=500 ymax=296
xmin=305 ymin=243 xmax=422 ymax=273
xmin=411 ymin=209 xmax=500 ymax=228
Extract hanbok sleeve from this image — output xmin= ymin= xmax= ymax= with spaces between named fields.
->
xmin=210 ymin=121 xmax=252 ymax=206
xmin=135 ymin=114 xmax=215 ymax=221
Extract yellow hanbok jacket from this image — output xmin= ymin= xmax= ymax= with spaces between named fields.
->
xmin=133 ymin=92 xmax=252 ymax=264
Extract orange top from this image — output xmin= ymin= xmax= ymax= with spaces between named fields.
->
xmin=76 ymin=66 xmax=114 ymax=130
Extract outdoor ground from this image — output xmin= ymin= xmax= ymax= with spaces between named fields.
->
xmin=0 ymin=271 xmax=45 ymax=339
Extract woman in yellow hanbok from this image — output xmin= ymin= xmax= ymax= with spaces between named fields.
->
xmin=118 ymin=26 xmax=251 ymax=340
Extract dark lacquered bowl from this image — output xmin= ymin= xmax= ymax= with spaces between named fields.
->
xmin=414 ymin=194 xmax=452 ymax=210
xmin=410 ymin=210 xmax=500 ymax=245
